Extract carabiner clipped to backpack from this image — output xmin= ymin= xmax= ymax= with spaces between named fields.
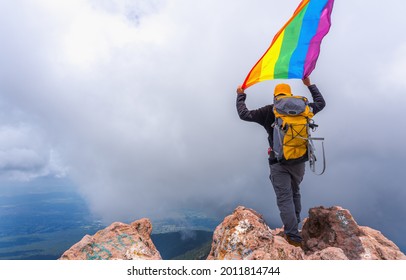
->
xmin=308 ymin=137 xmax=326 ymax=175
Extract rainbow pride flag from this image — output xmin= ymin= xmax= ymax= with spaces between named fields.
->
xmin=242 ymin=0 xmax=334 ymax=89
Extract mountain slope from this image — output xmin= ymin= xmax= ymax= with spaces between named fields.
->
xmin=151 ymin=230 xmax=212 ymax=260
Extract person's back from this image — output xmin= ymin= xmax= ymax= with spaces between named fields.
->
xmin=236 ymin=77 xmax=325 ymax=247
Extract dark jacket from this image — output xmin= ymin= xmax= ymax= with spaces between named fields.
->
xmin=236 ymin=84 xmax=326 ymax=153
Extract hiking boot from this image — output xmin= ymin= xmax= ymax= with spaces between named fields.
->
xmin=283 ymin=234 xmax=303 ymax=248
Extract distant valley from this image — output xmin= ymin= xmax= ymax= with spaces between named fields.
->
xmin=0 ymin=177 xmax=218 ymax=260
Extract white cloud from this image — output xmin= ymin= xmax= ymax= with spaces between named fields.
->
xmin=381 ymin=43 xmax=406 ymax=89
xmin=0 ymin=123 xmax=67 ymax=181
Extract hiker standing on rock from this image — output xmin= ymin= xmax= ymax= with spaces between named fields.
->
xmin=236 ymin=77 xmax=326 ymax=247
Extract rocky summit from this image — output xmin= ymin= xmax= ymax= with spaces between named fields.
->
xmin=207 ymin=206 xmax=406 ymax=260
xmin=59 ymin=218 xmax=161 ymax=260
xmin=59 ymin=206 xmax=405 ymax=260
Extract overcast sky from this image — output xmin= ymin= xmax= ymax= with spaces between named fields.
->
xmin=1 ymin=0 xmax=405 ymax=250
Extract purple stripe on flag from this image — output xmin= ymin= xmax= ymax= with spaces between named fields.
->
xmin=303 ymin=0 xmax=334 ymax=78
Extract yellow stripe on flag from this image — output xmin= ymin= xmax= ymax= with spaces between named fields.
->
xmin=260 ymin=30 xmax=285 ymax=82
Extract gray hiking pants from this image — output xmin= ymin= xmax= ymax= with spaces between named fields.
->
xmin=269 ymin=162 xmax=305 ymax=242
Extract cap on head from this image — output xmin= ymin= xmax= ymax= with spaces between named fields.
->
xmin=274 ymin=83 xmax=292 ymax=97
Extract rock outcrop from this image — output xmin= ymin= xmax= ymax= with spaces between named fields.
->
xmin=207 ymin=206 xmax=406 ymax=260
xmin=59 ymin=206 xmax=405 ymax=260
xmin=302 ymin=206 xmax=406 ymax=260
xmin=207 ymin=206 xmax=304 ymax=260
xmin=59 ymin=218 xmax=162 ymax=260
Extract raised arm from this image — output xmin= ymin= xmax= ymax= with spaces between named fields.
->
xmin=236 ymin=85 xmax=269 ymax=125
xmin=302 ymin=78 xmax=326 ymax=115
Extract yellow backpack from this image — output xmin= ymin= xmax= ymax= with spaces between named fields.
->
xmin=272 ymin=95 xmax=325 ymax=174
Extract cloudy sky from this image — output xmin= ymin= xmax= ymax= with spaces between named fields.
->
xmin=1 ymin=0 xmax=405 ymax=250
